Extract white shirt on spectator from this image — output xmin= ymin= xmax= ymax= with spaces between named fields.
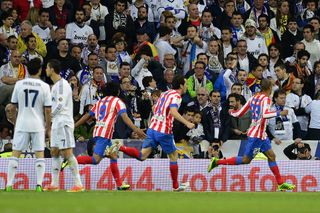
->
xmin=243 ymin=35 xmax=268 ymax=59
xmin=154 ymin=38 xmax=176 ymax=64
xmin=305 ymin=100 xmax=320 ymax=129
xmin=131 ymin=58 xmax=153 ymax=89
xmin=32 ymin=25 xmax=56 ymax=44
xmin=66 ymin=23 xmax=93 ymax=46
xmin=91 ymin=3 xmax=109 ymax=41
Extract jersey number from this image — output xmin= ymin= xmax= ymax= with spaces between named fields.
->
xmin=24 ymin=89 xmax=39 ymax=107
xmin=99 ymin=105 xmax=106 ymax=120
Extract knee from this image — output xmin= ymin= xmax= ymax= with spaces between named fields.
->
xmin=242 ymin=156 xmax=251 ymax=164
xmin=50 ymin=149 xmax=59 ymax=157
xmin=93 ymin=155 xmax=102 ymax=164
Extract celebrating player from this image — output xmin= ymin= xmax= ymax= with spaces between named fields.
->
xmin=75 ymin=81 xmax=146 ymax=190
xmin=44 ymin=59 xmax=84 ymax=192
xmin=108 ymin=75 xmax=195 ymax=191
xmin=5 ymin=58 xmax=52 ymax=192
xmin=208 ymin=79 xmax=296 ymax=191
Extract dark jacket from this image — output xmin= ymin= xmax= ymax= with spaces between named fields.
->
xmin=281 ymin=29 xmax=303 ymax=59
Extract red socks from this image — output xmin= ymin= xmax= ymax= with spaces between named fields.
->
xmin=218 ymin=157 xmax=237 ymax=165
xmin=170 ymin=162 xmax=179 ymax=189
xmin=110 ymin=160 xmax=122 ymax=187
xmin=76 ymin=156 xmax=93 ymax=164
xmin=269 ymin=162 xmax=283 ymax=185
xmin=119 ymin=146 xmax=141 ymax=159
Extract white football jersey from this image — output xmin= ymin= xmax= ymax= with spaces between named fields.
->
xmin=66 ymin=22 xmax=94 ymax=45
xmin=51 ymin=78 xmax=74 ymax=129
xmin=11 ymin=78 xmax=52 ymax=132
xmin=32 ymin=25 xmax=57 ymax=44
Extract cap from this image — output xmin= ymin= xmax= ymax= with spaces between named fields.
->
xmin=245 ymin=19 xmax=257 ymax=28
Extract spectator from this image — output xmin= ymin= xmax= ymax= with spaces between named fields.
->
xmin=284 ymin=142 xmax=312 ymax=160
xmin=274 ymin=63 xmax=295 ymax=94
xmin=270 ymin=0 xmax=291 ymax=38
xmin=305 ymin=60 xmax=320 ymax=99
xmin=0 ymin=33 xmax=8 ymax=66
xmin=0 ymin=50 xmax=28 ymax=106
xmin=99 ymin=44 xmax=118 ymax=80
xmin=133 ymin=5 xmax=156 ymax=42
xmin=161 ymin=53 xmax=182 ymax=76
xmin=301 ymin=24 xmax=320 ymax=67
xmin=104 ymin=0 xmax=135 ymax=45
xmin=268 ymin=43 xmax=282 ymax=79
xmin=0 ymin=0 xmax=12 ymax=17
xmin=237 ymin=69 xmax=252 ymax=101
xmin=309 ymin=17 xmax=320 ymax=40
xmin=236 ymin=39 xmax=258 ymax=73
xmin=154 ymin=25 xmax=176 ymax=65
xmin=12 ymin=0 xmax=42 ymax=21
xmin=229 ymin=11 xmax=245 ymax=45
xmin=305 ymin=90 xmax=320 ymax=140
xmin=221 ymin=27 xmax=234 ymax=58
xmin=142 ymin=76 xmax=156 ymax=96
xmin=241 ymin=19 xmax=268 ymax=59
xmin=258 ymin=14 xmax=280 ymax=47
xmin=244 ymin=0 xmax=274 ymax=24
xmin=268 ymin=90 xmax=302 ymax=143
xmin=286 ymin=77 xmax=312 ymax=139
xmin=258 ymin=53 xmax=271 ymax=79
xmin=186 ymin=87 xmax=210 ymax=112
xmin=247 ymin=64 xmax=263 ymax=94
xmin=81 ymin=34 xmax=100 ymax=66
xmin=281 ymin=18 xmax=303 ymax=59
xmin=21 ymin=34 xmax=43 ymax=64
xmin=202 ymin=90 xmax=230 ymax=144
xmin=32 ymin=9 xmax=56 ymax=44
xmin=157 ymin=68 xmax=174 ymax=91
xmin=199 ymin=9 xmax=221 ymax=42
xmin=173 ymin=107 xmax=194 ymax=144
xmin=0 ymin=11 xmax=17 ymax=38
xmin=66 ymin=9 xmax=93 ymax=47
xmin=132 ymin=56 xmax=153 ymax=90
xmin=82 ymin=2 xmax=100 ymax=39
xmin=288 ymin=49 xmax=312 ymax=80
xmin=90 ymin=0 xmax=109 ymax=42
xmin=132 ymin=28 xmax=159 ymax=62
xmin=223 ymin=53 xmax=239 ymax=97
xmin=71 ymin=45 xmax=85 ymax=70
xmin=45 ymin=27 xmax=66 ymax=60
xmin=48 ymin=0 xmax=73 ymax=28
xmin=17 ymin=20 xmax=47 ymax=58
xmin=218 ymin=0 xmax=235 ymax=28
xmin=284 ymin=41 xmax=312 ymax=70
xmin=206 ymin=39 xmax=224 ymax=81
xmin=68 ymin=75 xmax=81 ymax=117
xmin=114 ymin=38 xmax=132 ymax=65
xmin=187 ymin=61 xmax=213 ymax=99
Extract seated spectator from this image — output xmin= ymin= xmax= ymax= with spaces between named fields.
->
xmin=173 ymin=107 xmax=194 ymax=144
xmin=81 ymin=34 xmax=100 ymax=66
xmin=287 ymin=49 xmax=312 ymax=80
xmin=142 ymin=76 xmax=156 ymax=97
xmin=3 ymin=103 xmax=16 ymax=137
xmin=113 ymin=38 xmax=132 ymax=65
xmin=154 ymin=25 xmax=176 ymax=65
xmin=305 ymin=90 xmax=320 ymax=140
xmin=161 ymin=53 xmax=183 ymax=76
xmin=186 ymin=87 xmax=210 ymax=112
xmin=32 ymin=8 xmax=56 ymax=44
xmin=21 ymin=34 xmax=43 ymax=64
xmin=17 ymin=20 xmax=47 ymax=58
xmin=45 ymin=27 xmax=66 ymax=60
xmin=71 ymin=45 xmax=85 ymax=70
xmin=158 ymin=68 xmax=174 ymax=91
xmin=0 ymin=50 xmax=28 ymax=106
xmin=283 ymin=141 xmax=312 ymax=160
xmin=99 ymin=44 xmax=119 ymax=80
xmin=247 ymin=64 xmax=263 ymax=94
xmin=0 ymin=11 xmax=17 ymax=38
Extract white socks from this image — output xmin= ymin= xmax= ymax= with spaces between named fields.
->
xmin=51 ymin=157 xmax=61 ymax=187
xmin=7 ymin=157 xmax=19 ymax=187
xmin=35 ymin=158 xmax=45 ymax=186
xmin=67 ymin=155 xmax=82 ymax=187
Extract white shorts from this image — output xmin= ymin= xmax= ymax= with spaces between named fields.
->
xmin=13 ymin=131 xmax=45 ymax=152
xmin=51 ymin=126 xmax=75 ymax=149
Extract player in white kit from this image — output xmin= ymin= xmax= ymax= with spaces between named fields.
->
xmin=44 ymin=59 xmax=84 ymax=192
xmin=5 ymin=58 xmax=52 ymax=192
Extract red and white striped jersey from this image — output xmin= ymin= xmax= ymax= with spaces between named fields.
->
xmin=230 ymin=93 xmax=279 ymax=139
xmin=150 ymin=90 xmax=182 ymax=134
xmin=89 ymin=96 xmax=126 ymax=139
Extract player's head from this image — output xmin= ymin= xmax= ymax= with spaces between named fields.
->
xmin=172 ymin=75 xmax=187 ymax=94
xmin=46 ymin=59 xmax=61 ymax=77
xmin=27 ymin=58 xmax=42 ymax=76
xmin=260 ymin=78 xmax=272 ymax=95
xmin=103 ymin=82 xmax=120 ymax=97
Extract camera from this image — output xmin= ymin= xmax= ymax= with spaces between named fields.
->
xmin=212 ymin=145 xmax=219 ymax=151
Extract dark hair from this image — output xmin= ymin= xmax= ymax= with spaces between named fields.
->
xmin=38 ymin=8 xmax=49 ymax=16
xmin=102 ymin=82 xmax=120 ymax=97
xmin=194 ymin=61 xmax=206 ymax=69
xmin=57 ymin=38 xmax=68 ymax=46
xmin=115 ymin=0 xmax=128 ymax=8
xmin=297 ymin=49 xmax=310 ymax=60
xmin=260 ymin=79 xmax=272 ymax=92
xmin=231 ymin=82 xmax=242 ymax=89
xmin=142 ymin=76 xmax=153 ymax=88
xmin=25 ymin=34 xmax=36 ymax=44
xmin=273 ymin=89 xmax=286 ymax=101
xmin=93 ymin=66 xmax=104 ymax=74
xmin=196 ymin=53 xmax=208 ymax=60
xmin=232 ymin=11 xmax=243 ymax=18
xmin=315 ymin=90 xmax=320 ymax=100
xmin=120 ymin=61 xmax=131 ymax=69
xmin=7 ymin=35 xmax=17 ymax=42
xmin=303 ymin=24 xmax=314 ymax=33
xmin=187 ymin=25 xmax=197 ymax=31
xmin=88 ymin=52 xmax=98 ymax=59
xmin=313 ymin=60 xmax=320 ymax=71
xmin=268 ymin=43 xmax=281 ymax=53
xmin=159 ymin=25 xmax=172 ymax=37
xmin=258 ymin=53 xmax=269 ymax=61
xmin=172 ymin=75 xmax=185 ymax=90
xmin=27 ymin=58 xmax=42 ymax=75
xmin=183 ymin=106 xmax=195 ymax=115
xmin=47 ymin=59 xmax=61 ymax=74
xmin=274 ymin=62 xmax=286 ymax=70
xmin=1 ymin=11 xmax=13 ymax=21
xmin=209 ymin=90 xmax=220 ymax=97
xmin=258 ymin=13 xmax=270 ymax=24
xmin=228 ymin=93 xmax=242 ymax=102
xmin=75 ymin=8 xmax=86 ymax=15
xmin=105 ymin=44 xmax=116 ymax=53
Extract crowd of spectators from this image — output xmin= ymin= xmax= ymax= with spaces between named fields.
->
xmin=0 ymin=0 xmax=320 ymax=159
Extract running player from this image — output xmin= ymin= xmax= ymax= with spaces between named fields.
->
xmin=44 ymin=59 xmax=84 ymax=192
xmin=5 ymin=58 xmax=52 ymax=192
xmin=75 ymin=80 xmax=146 ymax=190
xmin=108 ymin=75 xmax=195 ymax=191
xmin=208 ymin=79 xmax=296 ymax=191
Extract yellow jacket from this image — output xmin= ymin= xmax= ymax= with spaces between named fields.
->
xmin=17 ymin=32 xmax=47 ymax=57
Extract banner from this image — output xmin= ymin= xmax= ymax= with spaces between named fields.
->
xmin=0 ymin=159 xmax=319 ymax=192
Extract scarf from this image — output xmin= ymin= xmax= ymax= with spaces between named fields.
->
xmin=189 ymin=42 xmax=197 ymax=70
xmin=263 ymin=28 xmax=276 ymax=47
xmin=113 ymin=11 xmax=127 ymax=30
xmin=295 ymin=64 xmax=311 ymax=79
xmin=93 ymin=79 xmax=105 ymax=99
xmin=275 ymin=104 xmax=288 ymax=121
xmin=79 ymin=67 xmax=91 ymax=85
xmin=193 ymin=74 xmax=207 ymax=92
xmin=210 ymin=104 xmax=221 ymax=128
xmin=60 ymin=68 xmax=74 ymax=80
xmin=17 ymin=64 xmax=27 ymax=79
xmin=280 ymin=15 xmax=288 ymax=36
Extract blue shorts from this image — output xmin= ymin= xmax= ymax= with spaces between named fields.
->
xmin=244 ymin=137 xmax=272 ymax=159
xmin=93 ymin=136 xmax=112 ymax=157
xmin=142 ymin=129 xmax=177 ymax=154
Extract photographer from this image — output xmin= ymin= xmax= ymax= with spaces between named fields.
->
xmin=207 ymin=140 xmax=223 ymax=159
xmin=283 ymin=141 xmax=312 ymax=160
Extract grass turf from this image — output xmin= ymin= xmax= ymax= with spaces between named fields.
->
xmin=1 ymin=191 xmax=319 ymax=213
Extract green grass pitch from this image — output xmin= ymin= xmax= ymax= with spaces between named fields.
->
xmin=1 ymin=191 xmax=320 ymax=213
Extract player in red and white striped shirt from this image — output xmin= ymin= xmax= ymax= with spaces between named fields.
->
xmin=208 ymin=79 xmax=296 ymax=191
xmin=109 ymin=75 xmax=195 ymax=191
xmin=75 ymin=81 xmax=146 ymax=190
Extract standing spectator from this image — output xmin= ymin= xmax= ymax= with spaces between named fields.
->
xmin=247 ymin=64 xmax=263 ymax=94
xmin=286 ymin=77 xmax=312 ymax=139
xmin=131 ymin=56 xmax=153 ymax=89
xmin=236 ymin=39 xmax=258 ymax=73
xmin=66 ymin=9 xmax=93 ymax=47
xmin=90 ymin=0 xmax=109 ymax=42
xmin=206 ymin=39 xmax=224 ymax=81
xmin=237 ymin=69 xmax=252 ymax=101
xmin=281 ymin=18 xmax=303 ymax=59
xmin=157 ymin=0 xmax=186 ymax=24
xmin=178 ymin=3 xmax=201 ymax=36
xmin=186 ymin=87 xmax=210 ymax=112
xmin=268 ymin=43 xmax=282 ymax=79
xmin=154 ymin=25 xmax=176 ymax=65
xmin=45 ymin=27 xmax=66 ymax=60
xmin=12 ymin=0 xmax=42 ymax=21
xmin=305 ymin=60 xmax=320 ymax=99
xmin=200 ymin=9 xmax=221 ymax=42
xmin=270 ymin=0 xmax=291 ymax=38
xmin=21 ymin=34 xmax=43 ymax=64
xmin=17 ymin=20 xmax=47 ymax=58
xmin=241 ymin=19 xmax=268 ymax=59
xmin=221 ymin=27 xmax=234 ymax=58
xmin=301 ymin=24 xmax=320 ymax=67
xmin=274 ymin=63 xmax=295 ymax=94
xmin=287 ymin=50 xmax=312 ymax=80
xmin=48 ymin=0 xmax=73 ymax=28
xmin=158 ymin=68 xmax=174 ymax=92
xmin=104 ymin=0 xmax=135 ymax=44
xmin=305 ymin=90 xmax=320 ymax=140
xmin=244 ymin=0 xmax=274 ymax=24
xmin=230 ymin=11 xmax=244 ymax=44
xmin=258 ymin=14 xmax=280 ymax=48
xmin=133 ymin=5 xmax=156 ymax=42
xmin=32 ymin=9 xmax=56 ymax=44
xmin=2 ymin=35 xmax=18 ymax=65
xmin=0 ymin=0 xmax=12 ymax=17
xmin=0 ymin=50 xmax=28 ymax=106
xmin=99 ymin=44 xmax=118 ymax=80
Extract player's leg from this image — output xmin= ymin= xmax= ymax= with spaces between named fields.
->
xmin=107 ymin=151 xmax=130 ymax=190
xmin=6 ymin=131 xmax=28 ymax=191
xmin=76 ymin=137 xmax=104 ymax=165
xmin=32 ymin=131 xmax=46 ymax=192
xmin=43 ymin=147 xmax=60 ymax=191
xmin=262 ymin=139 xmax=295 ymax=191
xmin=208 ymin=138 xmax=257 ymax=173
